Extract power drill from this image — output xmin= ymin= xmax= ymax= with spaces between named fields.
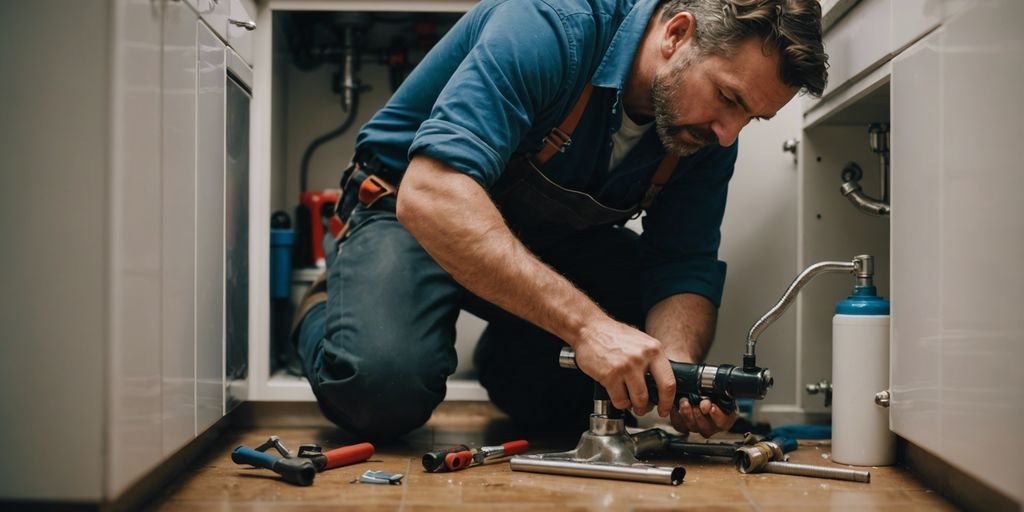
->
xmin=558 ymin=347 xmax=773 ymax=412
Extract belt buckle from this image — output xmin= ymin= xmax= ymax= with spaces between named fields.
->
xmin=358 ymin=174 xmax=396 ymax=207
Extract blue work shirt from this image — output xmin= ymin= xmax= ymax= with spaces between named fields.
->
xmin=355 ymin=0 xmax=736 ymax=310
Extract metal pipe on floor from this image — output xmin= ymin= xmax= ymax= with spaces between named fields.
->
xmin=509 ymin=456 xmax=685 ymax=486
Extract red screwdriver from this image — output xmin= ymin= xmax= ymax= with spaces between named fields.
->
xmin=444 ymin=440 xmax=530 ymax=471
xmin=298 ymin=442 xmax=375 ymax=471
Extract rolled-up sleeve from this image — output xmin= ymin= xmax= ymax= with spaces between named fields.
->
xmin=409 ymin=0 xmax=576 ymax=188
xmin=638 ymin=143 xmax=738 ymax=311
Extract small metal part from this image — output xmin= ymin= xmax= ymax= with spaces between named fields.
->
xmin=782 ymin=138 xmax=799 ymax=154
xmin=589 ymin=410 xmax=626 ymax=436
xmin=296 ymin=444 xmax=322 ymax=458
xmin=356 ymin=470 xmax=404 ymax=485
xmin=699 ymin=365 xmax=718 ymax=395
xmin=254 ymin=436 xmax=294 ymax=458
xmin=228 ymin=18 xmax=256 ymax=31
xmin=735 ymin=441 xmax=784 ymax=470
xmin=874 ymin=390 xmax=891 ymax=408
xmin=805 ymin=380 xmax=833 ymax=408
xmin=559 ymin=347 xmax=578 ymax=369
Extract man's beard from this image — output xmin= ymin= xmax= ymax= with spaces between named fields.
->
xmin=651 ymin=52 xmax=718 ymax=156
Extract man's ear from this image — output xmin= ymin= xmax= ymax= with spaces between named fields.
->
xmin=661 ymin=12 xmax=696 ymax=58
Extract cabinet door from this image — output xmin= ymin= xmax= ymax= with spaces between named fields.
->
xmin=227 ymin=0 xmax=256 ymax=66
xmin=196 ymin=21 xmax=226 ymax=433
xmin=190 ymin=0 xmax=229 ymax=42
xmin=225 ymin=69 xmax=251 ymax=413
xmin=162 ymin=0 xmax=199 ymax=455
xmin=891 ymin=1 xmax=1024 ymax=502
xmin=108 ymin=0 xmax=164 ymax=498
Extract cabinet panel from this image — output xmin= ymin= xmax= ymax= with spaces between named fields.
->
xmin=809 ymin=0 xmax=892 ymax=107
xmin=0 ymin=0 xmax=109 ymax=501
xmin=108 ymin=0 xmax=164 ymax=497
xmin=227 ymin=0 xmax=256 ymax=66
xmin=890 ymin=0 xmax=941 ymax=55
xmin=892 ymin=1 xmax=1024 ymax=502
xmin=162 ymin=0 xmax=199 ymax=455
xmin=193 ymin=0 xmax=229 ymax=42
xmin=890 ymin=32 xmax=942 ymax=452
xmin=225 ymin=70 xmax=251 ymax=413
xmin=936 ymin=1 xmax=1023 ymax=500
xmin=196 ymin=22 xmax=226 ymax=433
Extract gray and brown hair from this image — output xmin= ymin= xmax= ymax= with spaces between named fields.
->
xmin=660 ymin=0 xmax=829 ymax=96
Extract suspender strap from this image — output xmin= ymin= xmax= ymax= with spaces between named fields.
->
xmin=534 ymin=84 xmax=594 ymax=166
xmin=640 ymin=154 xmax=680 ymax=209
xmin=533 ymin=82 xmax=682 ymax=210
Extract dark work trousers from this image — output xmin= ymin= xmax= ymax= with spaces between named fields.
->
xmin=296 ymin=204 xmax=646 ymax=442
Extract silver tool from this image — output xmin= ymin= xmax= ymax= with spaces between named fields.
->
xmin=509 ymin=400 xmax=685 ymax=486
xmin=735 ymin=442 xmax=871 ymax=483
xmin=355 ymin=470 xmax=404 ymax=485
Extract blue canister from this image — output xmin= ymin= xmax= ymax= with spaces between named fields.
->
xmin=270 ymin=228 xmax=296 ymax=299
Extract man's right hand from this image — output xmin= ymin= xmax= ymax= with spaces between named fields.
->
xmin=399 ymin=156 xmax=677 ymax=418
xmin=572 ymin=318 xmax=677 ymax=418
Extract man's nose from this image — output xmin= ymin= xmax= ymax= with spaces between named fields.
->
xmin=713 ymin=113 xmax=749 ymax=147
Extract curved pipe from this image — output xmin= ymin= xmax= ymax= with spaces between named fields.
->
xmin=841 ymin=181 xmax=891 ymax=216
xmin=743 ymin=256 xmax=873 ymax=368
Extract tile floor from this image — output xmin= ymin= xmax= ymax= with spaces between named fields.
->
xmin=148 ymin=403 xmax=957 ymax=511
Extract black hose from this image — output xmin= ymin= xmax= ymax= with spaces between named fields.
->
xmin=299 ymin=91 xmax=360 ymax=192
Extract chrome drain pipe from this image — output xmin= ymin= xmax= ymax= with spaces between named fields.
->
xmin=510 ymin=456 xmax=685 ymax=486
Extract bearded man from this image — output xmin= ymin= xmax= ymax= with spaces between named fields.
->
xmin=293 ymin=0 xmax=828 ymax=441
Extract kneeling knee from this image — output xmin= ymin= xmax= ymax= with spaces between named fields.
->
xmin=316 ymin=369 xmax=444 ymax=441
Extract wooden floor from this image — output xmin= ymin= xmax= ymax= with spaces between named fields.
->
xmin=148 ymin=403 xmax=957 ymax=511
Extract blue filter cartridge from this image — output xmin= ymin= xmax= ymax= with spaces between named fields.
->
xmin=270 ymin=228 xmax=296 ymax=299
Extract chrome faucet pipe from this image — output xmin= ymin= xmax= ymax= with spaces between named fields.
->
xmin=841 ymin=181 xmax=891 ymax=216
xmin=743 ymin=255 xmax=873 ymax=368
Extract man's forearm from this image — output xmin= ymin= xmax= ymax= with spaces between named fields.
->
xmin=645 ymin=293 xmax=718 ymax=363
xmin=396 ymin=155 xmax=606 ymax=346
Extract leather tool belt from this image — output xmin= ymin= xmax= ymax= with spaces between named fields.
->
xmin=333 ymin=154 xmax=400 ymax=239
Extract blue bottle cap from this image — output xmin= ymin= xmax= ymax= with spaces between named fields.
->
xmin=835 ymin=285 xmax=890 ymax=315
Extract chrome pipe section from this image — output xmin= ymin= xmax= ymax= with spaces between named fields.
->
xmin=841 ymin=180 xmax=891 ymax=216
xmin=744 ymin=256 xmax=873 ymax=368
xmin=756 ymin=461 xmax=870 ymax=483
xmin=868 ymin=123 xmax=890 ymax=203
xmin=510 ymin=456 xmax=685 ymax=486
xmin=839 ymin=123 xmax=891 ymax=216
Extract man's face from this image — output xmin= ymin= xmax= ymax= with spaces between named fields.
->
xmin=650 ymin=36 xmax=798 ymax=156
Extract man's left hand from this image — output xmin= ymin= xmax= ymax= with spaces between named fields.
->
xmin=669 ymin=397 xmax=738 ymax=438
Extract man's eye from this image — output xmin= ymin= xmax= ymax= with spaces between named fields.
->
xmin=718 ymin=91 xmax=736 ymax=107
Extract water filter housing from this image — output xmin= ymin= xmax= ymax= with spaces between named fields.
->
xmin=831 ymin=285 xmax=895 ymax=466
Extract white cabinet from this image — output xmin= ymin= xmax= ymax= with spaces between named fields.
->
xmin=227 ymin=0 xmax=257 ymax=65
xmin=890 ymin=0 xmax=942 ymax=55
xmin=891 ymin=0 xmax=1024 ymax=502
xmin=162 ymin=0 xmax=200 ymax=458
xmin=0 ymin=0 xmax=108 ymax=502
xmin=107 ymin=0 xmax=165 ymax=495
xmin=0 ymin=0 xmax=254 ymax=504
xmin=197 ymin=22 xmax=228 ymax=433
xmin=188 ymin=0 xmax=230 ymax=41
